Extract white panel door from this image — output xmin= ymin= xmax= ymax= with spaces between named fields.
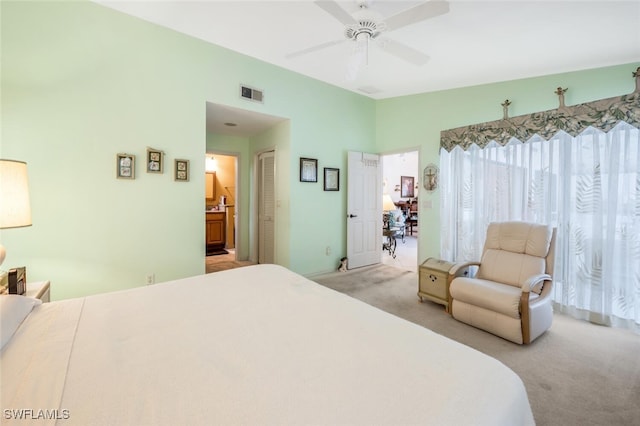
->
xmin=347 ymin=151 xmax=382 ymax=269
xmin=258 ymin=151 xmax=275 ymax=264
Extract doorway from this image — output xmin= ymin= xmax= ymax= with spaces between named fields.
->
xmin=205 ymin=152 xmax=245 ymax=272
xmin=206 ymin=152 xmax=237 ymax=249
xmin=205 ymin=101 xmax=287 ymax=272
xmin=381 ymin=150 xmax=419 ymax=272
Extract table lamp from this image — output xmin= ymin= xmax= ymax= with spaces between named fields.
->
xmin=382 ymin=194 xmax=396 ymax=212
xmin=382 ymin=194 xmax=397 ymax=229
xmin=0 ymin=159 xmax=32 ymax=268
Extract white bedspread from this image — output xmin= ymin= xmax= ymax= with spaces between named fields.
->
xmin=1 ymin=264 xmax=535 ymax=425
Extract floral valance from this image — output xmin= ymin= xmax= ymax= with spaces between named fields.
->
xmin=440 ymin=67 xmax=640 ymax=151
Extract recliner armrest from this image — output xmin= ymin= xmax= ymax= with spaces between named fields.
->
xmin=521 ymin=274 xmax=552 ymax=293
xmin=450 ymin=261 xmax=481 ymax=278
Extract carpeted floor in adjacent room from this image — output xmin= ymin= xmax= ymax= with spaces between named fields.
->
xmin=312 ymin=263 xmax=640 ymax=426
xmin=205 ymin=249 xmax=255 ymax=273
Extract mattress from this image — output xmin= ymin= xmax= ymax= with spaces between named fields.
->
xmin=1 ymin=264 xmax=535 ymax=425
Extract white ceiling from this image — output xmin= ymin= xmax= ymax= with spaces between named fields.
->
xmin=95 ymin=0 xmax=640 ymax=137
xmin=205 ymin=102 xmax=288 ymax=137
xmin=96 ymin=0 xmax=640 ymax=101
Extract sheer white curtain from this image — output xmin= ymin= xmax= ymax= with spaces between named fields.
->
xmin=440 ymin=122 xmax=640 ymax=331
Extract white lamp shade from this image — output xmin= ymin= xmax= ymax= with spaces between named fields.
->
xmin=0 ymin=159 xmax=32 ymax=229
xmin=382 ymin=194 xmax=396 ymax=212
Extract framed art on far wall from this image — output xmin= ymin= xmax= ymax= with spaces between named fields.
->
xmin=146 ymin=148 xmax=164 ymax=174
xmin=323 ymin=167 xmax=339 ymax=191
xmin=116 ymin=153 xmax=135 ymax=179
xmin=401 ymin=175 xmax=415 ymax=198
xmin=299 ymin=157 xmax=318 ymax=182
xmin=175 ymin=159 xmax=190 ymax=182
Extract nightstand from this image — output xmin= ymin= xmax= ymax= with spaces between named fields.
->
xmin=25 ymin=281 xmax=51 ymax=303
xmin=418 ymin=258 xmax=469 ymax=312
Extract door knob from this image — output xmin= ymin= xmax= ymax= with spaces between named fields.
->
xmin=348 ymin=214 xmax=358 ymax=218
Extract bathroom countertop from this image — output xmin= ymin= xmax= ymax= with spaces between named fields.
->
xmin=206 ymin=204 xmax=234 ymax=213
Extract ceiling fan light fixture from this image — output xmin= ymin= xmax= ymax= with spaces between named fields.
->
xmin=289 ymin=0 xmax=450 ymax=86
xmin=344 ymin=20 xmax=384 ymax=41
xmin=346 ymin=20 xmax=384 ymax=67
xmin=355 ymin=32 xmax=369 ymax=66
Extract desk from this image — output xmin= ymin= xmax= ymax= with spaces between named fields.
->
xmin=383 ymin=227 xmax=402 ymax=258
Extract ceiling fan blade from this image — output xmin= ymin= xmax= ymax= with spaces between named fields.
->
xmin=377 ymin=38 xmax=430 ymax=66
xmin=315 ymin=0 xmax=357 ymax=26
xmin=285 ymin=39 xmax=347 ymax=60
xmin=385 ymin=1 xmax=450 ymax=31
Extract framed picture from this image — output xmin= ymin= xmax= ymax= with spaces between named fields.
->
xmin=401 ymin=175 xmax=415 ymax=198
xmin=175 ymin=159 xmax=190 ymax=182
xmin=299 ymin=157 xmax=318 ymax=182
xmin=323 ymin=167 xmax=340 ymax=191
xmin=116 ymin=153 xmax=135 ymax=179
xmin=146 ymin=148 xmax=164 ymax=174
xmin=423 ymin=163 xmax=439 ymax=192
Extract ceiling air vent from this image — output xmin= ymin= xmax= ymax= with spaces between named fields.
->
xmin=357 ymin=86 xmax=382 ymax=95
xmin=240 ymin=85 xmax=264 ymax=103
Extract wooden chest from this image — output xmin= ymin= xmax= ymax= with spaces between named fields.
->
xmin=418 ymin=257 xmax=468 ymax=311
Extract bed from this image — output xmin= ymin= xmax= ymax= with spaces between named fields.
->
xmin=1 ymin=264 xmax=535 ymax=425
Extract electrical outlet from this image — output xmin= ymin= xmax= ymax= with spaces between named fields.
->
xmin=326 ymin=246 xmax=331 ymax=256
xmin=146 ymin=273 xmax=155 ymax=285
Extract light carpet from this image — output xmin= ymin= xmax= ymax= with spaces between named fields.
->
xmin=206 ymin=259 xmax=255 ymax=273
xmin=312 ymin=263 xmax=640 ymax=426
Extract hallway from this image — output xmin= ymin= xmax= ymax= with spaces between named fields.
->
xmin=382 ymin=234 xmax=418 ymax=272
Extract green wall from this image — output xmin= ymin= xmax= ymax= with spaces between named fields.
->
xmin=375 ymin=62 xmax=640 ymax=263
xmin=1 ymin=1 xmax=636 ymax=301
xmin=1 ymin=1 xmax=375 ymax=300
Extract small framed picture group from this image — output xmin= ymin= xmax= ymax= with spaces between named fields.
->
xmin=299 ymin=157 xmax=340 ymax=192
xmin=116 ymin=149 xmax=189 ymax=182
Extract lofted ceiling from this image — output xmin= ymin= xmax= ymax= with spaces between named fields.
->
xmin=94 ymin=1 xmax=640 ymax=137
xmin=96 ymin=0 xmax=640 ymax=101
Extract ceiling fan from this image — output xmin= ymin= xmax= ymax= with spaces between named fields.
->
xmin=286 ymin=0 xmax=450 ymax=78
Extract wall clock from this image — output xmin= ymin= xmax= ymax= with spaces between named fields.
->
xmin=423 ymin=163 xmax=439 ymax=192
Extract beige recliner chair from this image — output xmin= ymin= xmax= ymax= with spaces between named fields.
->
xmin=449 ymin=221 xmax=556 ymax=344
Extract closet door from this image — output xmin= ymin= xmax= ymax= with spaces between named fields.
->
xmin=258 ymin=151 xmax=275 ymax=264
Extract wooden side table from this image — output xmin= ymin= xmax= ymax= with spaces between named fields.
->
xmin=418 ymin=258 xmax=469 ymax=312
xmin=25 ymin=281 xmax=51 ymax=303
